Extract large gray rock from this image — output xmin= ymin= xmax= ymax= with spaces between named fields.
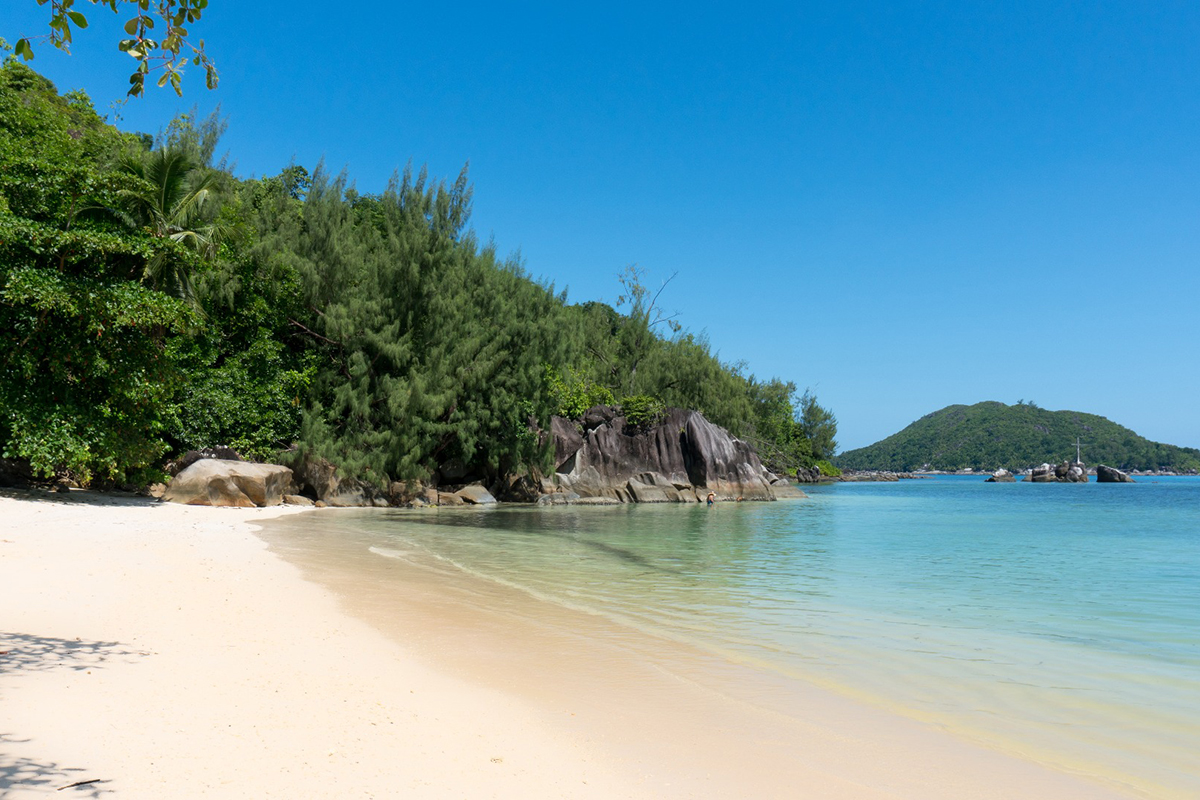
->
xmin=986 ymin=469 xmax=1016 ymax=483
xmin=794 ymin=465 xmax=823 ymax=483
xmin=549 ymin=406 xmax=781 ymax=503
xmin=1024 ymin=463 xmax=1056 ymax=482
xmin=164 ymin=459 xmax=293 ymax=507
xmin=1096 ymin=465 xmax=1135 ymax=483
xmin=456 ymin=485 xmax=497 ymax=504
xmin=770 ymin=478 xmax=808 ymax=498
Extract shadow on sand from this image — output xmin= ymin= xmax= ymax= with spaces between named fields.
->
xmin=0 ymin=632 xmax=147 ymax=676
xmin=0 ymin=635 xmax=145 ymax=797
xmin=0 ymin=487 xmax=160 ymax=510
xmin=0 ymin=734 xmax=111 ymax=798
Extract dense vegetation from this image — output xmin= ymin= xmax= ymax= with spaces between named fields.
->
xmin=837 ymin=401 xmax=1200 ymax=473
xmin=0 ymin=60 xmax=835 ymax=489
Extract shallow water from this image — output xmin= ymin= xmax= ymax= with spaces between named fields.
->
xmin=262 ymin=476 xmax=1200 ymax=798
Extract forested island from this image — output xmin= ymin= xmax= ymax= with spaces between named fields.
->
xmin=0 ymin=60 xmax=837 ymax=496
xmin=837 ymin=401 xmax=1200 ymax=473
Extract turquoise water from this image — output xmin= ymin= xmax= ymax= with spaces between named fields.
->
xmin=270 ymin=476 xmax=1200 ymax=797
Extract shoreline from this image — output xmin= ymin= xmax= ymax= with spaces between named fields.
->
xmin=2 ymin=491 xmax=1137 ymax=798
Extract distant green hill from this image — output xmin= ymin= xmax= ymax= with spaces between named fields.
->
xmin=836 ymin=402 xmax=1200 ymax=472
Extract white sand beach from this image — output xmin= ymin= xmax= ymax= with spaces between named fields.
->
xmin=0 ymin=491 xmax=1135 ymax=799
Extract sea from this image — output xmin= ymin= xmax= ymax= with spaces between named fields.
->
xmin=260 ymin=475 xmax=1200 ymax=798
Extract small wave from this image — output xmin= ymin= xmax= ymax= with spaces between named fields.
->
xmin=368 ymin=546 xmax=415 ymax=561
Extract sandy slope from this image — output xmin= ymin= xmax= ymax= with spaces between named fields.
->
xmin=0 ymin=491 xmax=1132 ymax=799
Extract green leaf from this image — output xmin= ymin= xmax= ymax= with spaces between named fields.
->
xmin=67 ymin=10 xmax=89 ymax=29
xmin=125 ymin=18 xmax=139 ymax=35
xmin=14 ymin=38 xmax=34 ymax=60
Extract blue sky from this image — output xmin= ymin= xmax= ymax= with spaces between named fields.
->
xmin=6 ymin=1 xmax=1200 ymax=451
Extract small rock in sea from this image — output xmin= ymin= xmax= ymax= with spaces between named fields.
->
xmin=1096 ymin=465 xmax=1135 ymax=483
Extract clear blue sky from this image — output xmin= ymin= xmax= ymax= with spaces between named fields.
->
xmin=6 ymin=1 xmax=1200 ymax=451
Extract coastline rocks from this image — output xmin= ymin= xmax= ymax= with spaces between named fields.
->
xmin=986 ymin=469 xmax=1016 ymax=483
xmin=1096 ymin=465 xmax=1135 ymax=483
xmin=794 ymin=465 xmax=824 ymax=483
xmin=455 ymin=484 xmax=497 ymax=504
xmin=289 ymin=454 xmax=383 ymax=506
xmin=1024 ymin=463 xmax=1056 ymax=482
xmin=770 ymin=478 xmax=808 ymax=499
xmin=547 ymin=406 xmax=787 ymax=503
xmin=163 ymin=459 xmax=293 ymax=507
xmin=1022 ymin=461 xmax=1088 ymax=483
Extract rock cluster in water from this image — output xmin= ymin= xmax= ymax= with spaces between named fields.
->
xmin=1021 ymin=461 xmax=1089 ymax=483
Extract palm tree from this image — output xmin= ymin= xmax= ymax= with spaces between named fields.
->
xmin=117 ymin=146 xmax=222 ymax=301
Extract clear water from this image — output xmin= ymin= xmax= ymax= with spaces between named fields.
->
xmin=267 ymin=476 xmax=1200 ymax=797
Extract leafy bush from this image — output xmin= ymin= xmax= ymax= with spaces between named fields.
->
xmin=620 ymin=395 xmax=665 ymax=429
xmin=815 ymin=460 xmax=842 ymax=477
xmin=544 ymin=365 xmax=614 ymax=419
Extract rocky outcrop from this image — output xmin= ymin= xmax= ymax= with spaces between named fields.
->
xmin=1022 ymin=461 xmax=1088 ymax=483
xmin=163 ymin=459 xmax=293 ymax=507
xmin=1096 ymin=465 xmax=1135 ymax=483
xmin=986 ymin=469 xmax=1016 ymax=483
xmin=794 ymin=466 xmax=824 ymax=483
xmin=545 ymin=406 xmax=800 ymax=503
xmin=455 ymin=484 xmax=497 ymax=504
xmin=289 ymin=454 xmax=386 ymax=506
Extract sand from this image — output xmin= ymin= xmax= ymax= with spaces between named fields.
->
xmin=0 ymin=491 xmax=1135 ymax=799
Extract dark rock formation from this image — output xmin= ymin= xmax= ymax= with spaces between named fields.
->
xmin=794 ymin=466 xmax=823 ymax=483
xmin=547 ymin=406 xmax=798 ymax=503
xmin=1022 ymin=461 xmax=1088 ymax=483
xmin=986 ymin=469 xmax=1016 ymax=483
xmin=288 ymin=454 xmax=383 ymax=506
xmin=163 ymin=459 xmax=293 ymax=507
xmin=1096 ymin=465 xmax=1135 ymax=483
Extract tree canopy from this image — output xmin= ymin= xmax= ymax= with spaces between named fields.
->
xmin=0 ymin=58 xmax=833 ymax=489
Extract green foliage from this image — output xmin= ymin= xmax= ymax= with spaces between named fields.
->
xmin=0 ymin=60 xmax=196 ymax=482
xmin=619 ymin=395 xmax=665 ymax=429
xmin=545 ymin=366 xmax=614 ymax=419
xmin=815 ymin=460 xmax=841 ymax=477
xmin=799 ymin=391 xmax=838 ymax=461
xmin=277 ymin=166 xmax=567 ymax=484
xmin=14 ymin=0 xmax=218 ymax=97
xmin=0 ymin=58 xmax=836 ymax=490
xmin=837 ymin=401 xmax=1200 ymax=472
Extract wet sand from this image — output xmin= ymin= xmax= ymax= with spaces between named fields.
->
xmin=1 ymin=493 xmax=1135 ymax=798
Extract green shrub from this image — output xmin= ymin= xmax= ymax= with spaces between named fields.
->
xmin=815 ymin=459 xmax=842 ymax=477
xmin=544 ymin=365 xmax=614 ymax=419
xmin=620 ymin=394 xmax=665 ymax=428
